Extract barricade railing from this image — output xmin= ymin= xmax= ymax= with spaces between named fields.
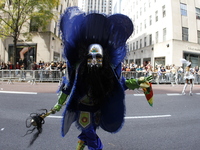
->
xmin=122 ymin=71 xmax=200 ymax=85
xmin=0 ymin=70 xmax=63 ymax=84
xmin=0 ymin=70 xmax=199 ymax=85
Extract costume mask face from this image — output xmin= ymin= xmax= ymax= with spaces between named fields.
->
xmin=87 ymin=44 xmax=103 ymax=68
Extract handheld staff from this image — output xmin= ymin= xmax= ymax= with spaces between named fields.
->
xmin=23 ymin=87 xmax=68 ymax=146
xmin=23 ymin=109 xmax=56 ymax=147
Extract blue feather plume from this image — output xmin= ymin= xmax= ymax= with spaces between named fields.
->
xmin=60 ymin=6 xmax=134 ymax=69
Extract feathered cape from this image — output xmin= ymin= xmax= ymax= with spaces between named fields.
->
xmin=59 ymin=6 xmax=134 ymax=136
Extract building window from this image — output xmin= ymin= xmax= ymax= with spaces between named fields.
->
xmin=8 ymin=45 xmax=37 ymax=69
xmin=54 ymin=52 xmax=61 ymax=62
xmin=196 ymin=7 xmax=200 ymax=19
xmin=163 ymin=28 xmax=166 ymax=41
xmin=9 ymin=0 xmax=12 ymax=5
xmin=132 ymin=30 xmax=135 ymax=36
xmin=133 ymin=15 xmax=135 ymax=23
xmin=30 ymin=18 xmax=39 ymax=32
xmin=144 ymin=37 xmax=147 ymax=47
xmin=136 ymin=26 xmax=138 ymax=34
xmin=180 ymin=3 xmax=187 ymax=16
xmin=149 ymin=15 xmax=152 ymax=25
xmin=136 ymin=41 xmax=138 ymax=49
xmin=56 ymin=3 xmax=59 ymax=10
xmin=140 ymin=23 xmax=142 ymax=31
xmin=144 ymin=19 xmax=146 ymax=29
xmin=155 ymin=11 xmax=158 ymax=22
xmin=136 ymin=11 xmax=138 ymax=19
xmin=149 ymin=34 xmax=152 ymax=45
xmin=197 ymin=30 xmax=200 ymax=44
xmin=140 ymin=39 xmax=142 ymax=48
xmin=162 ymin=5 xmax=166 ymax=17
xmin=54 ymin=21 xmax=57 ymax=35
xmin=60 ymin=4 xmax=63 ymax=14
xmin=133 ymin=42 xmax=135 ymax=50
xmin=182 ymin=27 xmax=188 ymax=41
xmin=130 ymin=43 xmax=133 ymax=51
xmin=155 ymin=31 xmax=159 ymax=43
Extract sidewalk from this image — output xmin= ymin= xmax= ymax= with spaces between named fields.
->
xmin=0 ymin=82 xmax=60 ymax=93
xmin=0 ymin=81 xmax=199 ymax=94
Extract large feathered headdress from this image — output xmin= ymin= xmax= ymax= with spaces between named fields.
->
xmin=60 ymin=6 xmax=134 ymax=68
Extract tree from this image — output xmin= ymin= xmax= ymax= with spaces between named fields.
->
xmin=0 ymin=0 xmax=60 ymax=66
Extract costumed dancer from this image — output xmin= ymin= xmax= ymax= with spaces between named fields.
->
xmin=180 ymin=58 xmax=195 ymax=95
xmin=25 ymin=7 xmax=153 ymax=150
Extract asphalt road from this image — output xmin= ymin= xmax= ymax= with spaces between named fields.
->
xmin=1 ymin=90 xmax=200 ymax=150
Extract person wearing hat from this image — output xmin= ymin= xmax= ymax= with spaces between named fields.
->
xmin=181 ymin=59 xmax=195 ymax=95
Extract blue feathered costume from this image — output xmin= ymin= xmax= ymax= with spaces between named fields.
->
xmin=53 ymin=6 xmax=152 ymax=150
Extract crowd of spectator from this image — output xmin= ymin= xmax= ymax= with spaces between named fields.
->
xmin=1 ymin=60 xmax=200 ymax=75
xmin=0 ymin=60 xmax=200 ymax=84
xmin=121 ymin=61 xmax=200 ymax=84
xmin=0 ymin=60 xmax=67 ymax=72
xmin=122 ymin=61 xmax=153 ymax=75
xmin=0 ymin=60 xmax=68 ymax=81
xmin=0 ymin=60 xmax=67 ymax=80
xmin=122 ymin=62 xmax=199 ymax=74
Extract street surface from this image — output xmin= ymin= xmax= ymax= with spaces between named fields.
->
xmin=0 ymin=82 xmax=200 ymax=150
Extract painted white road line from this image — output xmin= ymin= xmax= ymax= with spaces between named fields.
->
xmin=0 ymin=91 xmax=37 ymax=94
xmin=167 ymin=93 xmax=182 ymax=96
xmin=47 ymin=115 xmax=171 ymax=119
xmin=125 ymin=115 xmax=171 ymax=119
xmin=133 ymin=94 xmax=145 ymax=96
xmin=196 ymin=93 xmax=200 ymax=95
xmin=47 ymin=116 xmax=62 ymax=119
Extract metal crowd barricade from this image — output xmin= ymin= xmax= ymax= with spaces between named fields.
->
xmin=121 ymin=71 xmax=198 ymax=85
xmin=194 ymin=73 xmax=200 ymax=84
xmin=0 ymin=70 xmax=62 ymax=84
xmin=34 ymin=70 xmax=63 ymax=83
xmin=0 ymin=70 xmax=199 ymax=85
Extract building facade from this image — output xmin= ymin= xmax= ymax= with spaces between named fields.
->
xmin=121 ymin=0 xmax=200 ymax=69
xmin=112 ymin=0 xmax=122 ymax=13
xmin=79 ymin=0 xmax=112 ymax=15
xmin=0 ymin=0 xmax=78 ymax=69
